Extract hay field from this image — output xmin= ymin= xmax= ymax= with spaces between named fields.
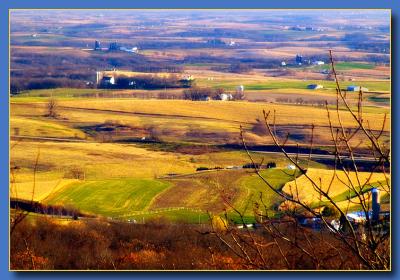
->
xmin=11 ymin=117 xmax=86 ymax=139
xmin=10 ymin=140 xmax=197 ymax=182
xmin=10 ymin=95 xmax=389 ymax=152
xmin=10 ymin=179 xmax=79 ymax=202
xmin=281 ymin=168 xmax=389 ymax=211
xmin=54 ymin=99 xmax=389 ymax=131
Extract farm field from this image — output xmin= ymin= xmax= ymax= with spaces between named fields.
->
xmin=281 ymin=168 xmax=390 ymax=212
xmin=11 ymin=97 xmax=391 ymax=126
xmin=9 ymin=9 xmax=391 ymax=271
xmin=10 ymin=95 xmax=390 ymax=151
xmin=10 ymin=75 xmax=390 ymax=223
xmin=44 ymin=179 xmax=171 ymax=217
xmin=10 ymin=134 xmax=304 ymax=221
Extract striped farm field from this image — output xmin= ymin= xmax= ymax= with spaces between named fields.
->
xmin=233 ymin=168 xmax=299 ymax=217
xmin=44 ymin=179 xmax=171 ymax=217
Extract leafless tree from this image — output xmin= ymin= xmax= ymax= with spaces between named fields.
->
xmin=45 ymin=98 xmax=58 ymax=118
xmin=208 ymin=50 xmax=390 ymax=270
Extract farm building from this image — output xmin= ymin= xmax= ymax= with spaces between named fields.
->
xmin=281 ymin=61 xmax=287 ymax=66
xmin=94 ymin=40 xmax=101 ymax=50
xmin=345 ymin=212 xmax=367 ymax=224
xmin=109 ymin=42 xmax=119 ymax=51
xmin=295 ymin=54 xmax=303 ymax=65
xmin=199 ymin=96 xmax=210 ymax=101
xmin=120 ymin=46 xmax=139 ymax=53
xmin=96 ymin=71 xmax=116 ymax=85
xmin=182 ymin=75 xmax=194 ymax=81
xmin=347 ymin=85 xmax=369 ymax=92
xmin=307 ymin=84 xmax=324 ymax=90
xmin=219 ymin=93 xmax=233 ymax=101
xmin=101 ymin=76 xmax=115 ymax=85
xmin=312 ymin=60 xmax=325 ymax=65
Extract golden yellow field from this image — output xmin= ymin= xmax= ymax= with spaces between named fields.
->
xmin=10 ymin=179 xmax=79 ymax=202
xmin=11 ymin=116 xmax=86 ymax=139
xmin=281 ymin=168 xmax=389 ymax=209
xmin=53 ymin=99 xmax=389 ymax=131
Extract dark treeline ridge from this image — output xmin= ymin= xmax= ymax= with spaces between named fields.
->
xmin=100 ymin=74 xmax=192 ymax=90
xmin=10 ymin=198 xmax=92 ymax=218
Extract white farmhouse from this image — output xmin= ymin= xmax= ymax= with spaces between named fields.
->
xmin=219 ymin=93 xmax=233 ymax=101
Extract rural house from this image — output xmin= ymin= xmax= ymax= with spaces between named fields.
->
xmin=219 ymin=93 xmax=233 ymax=101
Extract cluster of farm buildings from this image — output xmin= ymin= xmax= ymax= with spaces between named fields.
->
xmin=94 ymin=43 xmax=368 ymax=97
xmin=94 ymin=40 xmax=139 ymax=54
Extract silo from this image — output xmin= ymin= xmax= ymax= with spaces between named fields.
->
xmin=94 ymin=40 xmax=101 ymax=50
xmin=371 ymin=188 xmax=380 ymax=222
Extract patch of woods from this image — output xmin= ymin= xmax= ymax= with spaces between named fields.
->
xmin=183 ymin=87 xmax=244 ymax=101
xmin=342 ymin=33 xmax=390 ymax=54
xmin=10 ymin=50 xmax=183 ymax=94
xmin=100 ymin=74 xmax=193 ymax=90
xmin=10 ymin=215 xmax=384 ymax=270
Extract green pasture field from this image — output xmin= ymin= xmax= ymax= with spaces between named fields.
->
xmin=40 ymin=168 xmax=300 ymax=223
xmin=312 ymin=62 xmax=375 ymax=71
xmin=233 ymin=169 xmax=299 ymax=217
xmin=44 ymin=179 xmax=171 ymax=217
xmin=193 ymin=75 xmax=389 ymax=92
xmin=13 ymin=88 xmax=117 ymax=99
xmin=237 ymin=80 xmax=389 ymax=92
